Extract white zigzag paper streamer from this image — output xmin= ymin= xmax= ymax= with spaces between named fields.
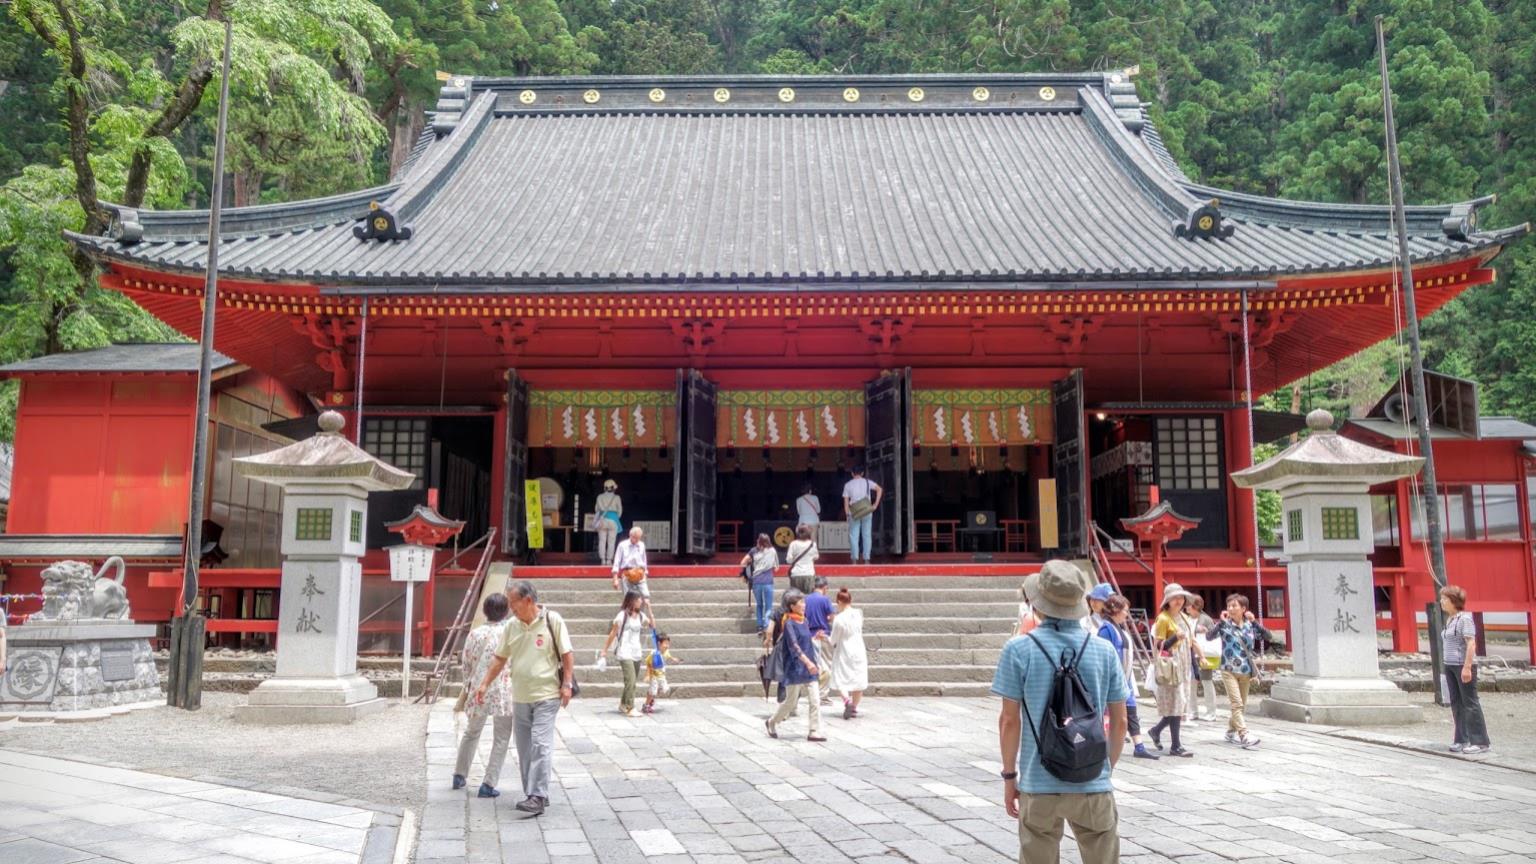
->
xmin=1017 ymin=405 xmax=1031 ymax=439
xmin=822 ymin=406 xmax=838 ymax=437
xmin=988 ymin=412 xmax=1000 ymax=442
xmin=766 ymin=411 xmax=781 ymax=444
xmin=583 ymin=408 xmax=598 ymax=441
xmin=961 ymin=411 xmax=975 ymax=444
xmin=561 ymin=406 xmax=575 ymax=440
xmin=744 ymin=408 xmax=758 ymax=442
xmin=611 ymin=408 xmax=625 ymax=440
xmin=632 ymin=405 xmax=647 ymax=439
xmin=933 ymin=407 xmax=947 ymax=441
xmin=796 ymin=411 xmax=811 ymax=443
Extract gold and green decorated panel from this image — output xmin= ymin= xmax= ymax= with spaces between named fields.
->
xmin=910 ymin=389 xmax=1053 ymax=446
xmin=716 ymin=390 xmax=866 ymax=448
xmin=528 ymin=390 xmax=675 ymax=447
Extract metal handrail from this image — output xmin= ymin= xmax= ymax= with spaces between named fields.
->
xmin=417 ymin=527 xmax=499 ymax=704
xmin=1092 ymin=523 xmax=1155 ymax=575
xmin=357 ymin=531 xmax=496 ymax=628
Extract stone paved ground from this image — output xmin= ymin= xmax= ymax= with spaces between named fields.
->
xmin=0 ymin=692 xmax=430 ymax=811
xmin=0 ymin=749 xmax=401 ymax=864
xmin=425 ymin=696 xmax=1536 ymax=864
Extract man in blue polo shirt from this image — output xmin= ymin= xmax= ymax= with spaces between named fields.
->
xmin=992 ymin=560 xmax=1128 ymax=864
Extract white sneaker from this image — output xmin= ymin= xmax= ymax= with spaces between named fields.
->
xmin=1450 ymin=743 xmax=1465 ymax=753
xmin=1224 ymin=731 xmax=1238 ymax=744
xmin=1238 ymin=735 xmax=1261 ymax=749
xmin=1463 ymin=745 xmax=1488 ymax=755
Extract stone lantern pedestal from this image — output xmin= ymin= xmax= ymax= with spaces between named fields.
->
xmin=232 ymin=411 xmax=415 ymax=724
xmin=1232 ymin=409 xmax=1422 ymax=725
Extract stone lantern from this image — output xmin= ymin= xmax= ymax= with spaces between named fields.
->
xmin=1231 ymin=408 xmax=1422 ymax=725
xmin=232 ymin=410 xmax=415 ymax=724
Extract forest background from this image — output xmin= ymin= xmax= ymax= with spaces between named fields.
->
xmin=2 ymin=0 xmax=1534 ymax=447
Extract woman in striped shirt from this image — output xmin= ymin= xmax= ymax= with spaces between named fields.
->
xmin=1439 ymin=585 xmax=1490 ymax=754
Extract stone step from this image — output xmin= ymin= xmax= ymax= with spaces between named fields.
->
xmin=564 ymin=681 xmax=997 ymax=699
xmin=565 ymin=631 xmax=1013 ymax=651
xmin=563 ymin=646 xmax=1003 ymax=666
xmin=572 ymin=663 xmax=999 ymax=684
xmin=515 ymin=576 xmax=1026 ymax=591
xmin=532 ymin=587 xmax=1021 ymax=604
xmin=561 ymin=615 xmax=1014 ymax=635
xmin=551 ymin=601 xmax=1018 ymax=620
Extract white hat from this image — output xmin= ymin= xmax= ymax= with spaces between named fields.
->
xmin=1160 ymin=583 xmax=1197 ymax=609
xmin=603 ymin=479 xmax=617 ymax=491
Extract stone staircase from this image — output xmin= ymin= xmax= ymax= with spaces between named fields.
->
xmin=516 ymin=569 xmax=1020 ymax=699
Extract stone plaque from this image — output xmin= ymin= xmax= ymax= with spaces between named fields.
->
xmin=0 ymin=646 xmax=63 ymax=704
xmin=100 ymin=645 xmax=136 ymax=682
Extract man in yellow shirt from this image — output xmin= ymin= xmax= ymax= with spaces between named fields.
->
xmin=474 ymin=580 xmax=574 ymax=816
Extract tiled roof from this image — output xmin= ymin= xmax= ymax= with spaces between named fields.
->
xmin=0 ymin=343 xmax=237 ymax=376
xmin=68 ymin=74 xmax=1528 ymax=289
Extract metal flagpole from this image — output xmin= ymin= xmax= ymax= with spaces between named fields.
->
xmin=1376 ymin=16 xmax=1450 ymax=701
xmin=169 ymin=16 xmax=234 ymax=710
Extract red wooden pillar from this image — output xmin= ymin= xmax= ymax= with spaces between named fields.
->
xmin=1229 ymin=407 xmax=1256 ymax=561
xmin=1392 ymin=475 xmax=1422 ymax=652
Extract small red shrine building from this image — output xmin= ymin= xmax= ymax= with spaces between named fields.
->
xmin=0 ymin=73 xmax=1529 ymax=652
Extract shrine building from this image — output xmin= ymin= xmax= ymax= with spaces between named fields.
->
xmin=1 ymin=73 xmax=1531 ymax=654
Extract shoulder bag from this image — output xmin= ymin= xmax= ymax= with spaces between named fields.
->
xmin=546 ymin=613 xmax=580 ymax=698
xmin=847 ymin=479 xmax=875 ymax=520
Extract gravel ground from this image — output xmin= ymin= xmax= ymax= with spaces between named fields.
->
xmin=0 ymin=692 xmax=431 ymax=810
xmin=1349 ymin=689 xmax=1536 ymax=765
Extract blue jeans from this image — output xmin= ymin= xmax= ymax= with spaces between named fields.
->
xmin=752 ymin=583 xmax=774 ymax=632
xmin=849 ymin=514 xmax=873 ymax=561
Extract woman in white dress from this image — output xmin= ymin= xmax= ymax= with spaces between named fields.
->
xmin=828 ymin=588 xmax=868 ymax=720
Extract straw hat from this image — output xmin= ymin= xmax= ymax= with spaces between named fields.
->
xmin=1022 ymin=560 xmax=1093 ymax=620
xmin=1160 ymin=582 xmax=1197 ymax=610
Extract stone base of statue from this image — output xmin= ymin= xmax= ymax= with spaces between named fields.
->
xmin=1264 ymin=676 xmax=1423 ymax=725
xmin=235 ymin=674 xmax=385 ymax=725
xmin=0 ymin=621 xmax=162 ymax=716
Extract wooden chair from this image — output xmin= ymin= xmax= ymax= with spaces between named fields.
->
xmin=1001 ymin=519 xmax=1031 ymax=553
xmin=715 ymin=520 xmax=744 ymax=553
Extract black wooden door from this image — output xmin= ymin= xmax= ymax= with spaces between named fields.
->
xmin=501 ymin=370 xmax=530 ymax=555
xmin=671 ymin=369 xmax=718 ymax=556
xmin=1051 ymin=369 xmax=1088 ymax=557
xmin=865 ymin=370 xmax=910 ymax=555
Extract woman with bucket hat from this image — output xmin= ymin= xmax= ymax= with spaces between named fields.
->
xmin=1146 ymin=583 xmax=1198 ymax=757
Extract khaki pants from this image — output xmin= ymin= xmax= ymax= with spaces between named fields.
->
xmin=1018 ymin=792 xmax=1118 ymax=864
xmin=454 ymin=711 xmax=514 ymax=788
xmin=1222 ymin=671 xmax=1252 ymax=735
xmin=769 ymin=681 xmax=821 ymax=736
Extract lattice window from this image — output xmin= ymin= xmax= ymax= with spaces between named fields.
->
xmin=1287 ymin=509 xmax=1303 ymax=543
xmin=296 ymin=507 xmax=333 ymax=541
xmin=1321 ymin=507 xmax=1359 ymax=541
xmin=349 ymin=510 xmax=363 ymax=544
xmin=1154 ymin=416 xmax=1222 ymax=491
xmin=362 ymin=417 xmax=428 ymax=490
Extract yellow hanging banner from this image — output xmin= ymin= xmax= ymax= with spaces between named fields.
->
xmin=525 ymin=479 xmax=546 ymax=550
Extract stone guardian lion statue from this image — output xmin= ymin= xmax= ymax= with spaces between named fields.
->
xmin=36 ymin=557 xmax=131 ymax=621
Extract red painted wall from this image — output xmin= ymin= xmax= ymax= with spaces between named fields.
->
xmin=9 ymin=378 xmax=196 ymax=535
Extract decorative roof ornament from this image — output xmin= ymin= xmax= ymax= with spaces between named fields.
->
xmin=108 ymin=207 xmax=143 ymax=245
xmin=354 ymin=201 xmax=412 ymax=242
xmin=1441 ymin=200 xmax=1479 ymax=242
xmin=1175 ymin=199 xmax=1235 ymax=240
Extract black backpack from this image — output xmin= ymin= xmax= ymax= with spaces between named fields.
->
xmin=1022 ymin=630 xmax=1108 ymax=783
